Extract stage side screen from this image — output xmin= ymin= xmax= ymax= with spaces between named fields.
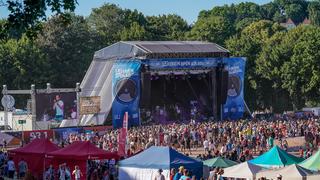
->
xmin=223 ymin=57 xmax=246 ymax=120
xmin=35 ymin=92 xmax=77 ymax=121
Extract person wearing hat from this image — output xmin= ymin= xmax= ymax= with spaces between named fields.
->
xmin=173 ymin=166 xmax=184 ymax=180
xmin=154 ymin=169 xmax=165 ymax=180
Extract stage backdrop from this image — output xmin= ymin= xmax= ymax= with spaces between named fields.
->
xmin=223 ymin=57 xmax=246 ymax=120
xmin=147 ymin=57 xmax=246 ymax=120
xmin=112 ymin=60 xmax=141 ymax=128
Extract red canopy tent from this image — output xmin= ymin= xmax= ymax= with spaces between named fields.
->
xmin=47 ymin=141 xmax=119 ymax=179
xmin=8 ymin=138 xmax=60 ymax=178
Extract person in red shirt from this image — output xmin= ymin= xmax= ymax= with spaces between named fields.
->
xmin=170 ymin=168 xmax=176 ymax=180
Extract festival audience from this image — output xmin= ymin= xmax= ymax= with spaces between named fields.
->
xmin=1 ymin=116 xmax=320 ymax=179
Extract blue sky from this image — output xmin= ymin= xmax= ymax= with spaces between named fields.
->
xmin=0 ymin=0 xmax=271 ymax=23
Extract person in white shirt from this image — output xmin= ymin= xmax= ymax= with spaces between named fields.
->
xmin=154 ymin=169 xmax=165 ymax=180
xmin=203 ymin=139 xmax=209 ymax=153
xmin=53 ymin=95 xmax=64 ymax=121
xmin=72 ymin=165 xmax=83 ymax=180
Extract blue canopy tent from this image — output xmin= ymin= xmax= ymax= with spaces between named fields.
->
xmin=119 ymin=146 xmax=203 ymax=180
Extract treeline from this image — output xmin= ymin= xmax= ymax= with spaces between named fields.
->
xmin=1 ymin=0 xmax=320 ymax=111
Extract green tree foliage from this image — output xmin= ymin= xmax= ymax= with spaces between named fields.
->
xmin=36 ymin=14 xmax=100 ymax=88
xmin=120 ymin=22 xmax=150 ymax=41
xmin=285 ymin=3 xmax=306 ymax=23
xmin=0 ymin=35 xmax=45 ymax=89
xmin=187 ymin=16 xmax=233 ymax=45
xmin=308 ymin=1 xmax=320 ymax=26
xmin=1 ymin=1 xmax=320 ymax=111
xmin=281 ymin=26 xmax=320 ymax=109
xmin=5 ymin=0 xmax=77 ymax=38
xmin=87 ymin=4 xmax=128 ymax=44
xmin=145 ymin=14 xmax=189 ymax=40
xmin=226 ymin=20 xmax=285 ymax=109
xmin=235 ymin=2 xmax=263 ymax=21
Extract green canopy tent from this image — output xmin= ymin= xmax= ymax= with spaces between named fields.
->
xmin=203 ymin=157 xmax=238 ymax=168
xmin=299 ymin=150 xmax=320 ymax=171
xmin=249 ymin=146 xmax=304 ymax=168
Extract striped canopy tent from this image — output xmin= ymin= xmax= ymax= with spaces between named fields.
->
xmin=249 ymin=146 xmax=304 ymax=168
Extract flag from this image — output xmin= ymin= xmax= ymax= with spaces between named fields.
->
xmin=118 ymin=112 xmax=128 ymax=157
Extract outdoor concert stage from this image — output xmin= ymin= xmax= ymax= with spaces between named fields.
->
xmin=80 ymin=41 xmax=246 ymax=128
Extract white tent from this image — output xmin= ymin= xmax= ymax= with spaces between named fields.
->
xmin=223 ymin=161 xmax=263 ymax=180
xmin=256 ymin=164 xmax=315 ymax=180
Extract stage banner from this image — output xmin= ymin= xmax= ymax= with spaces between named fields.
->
xmin=147 ymin=58 xmax=219 ymax=69
xmin=118 ymin=112 xmax=128 ymax=157
xmin=53 ymin=127 xmax=83 ymax=141
xmin=223 ymin=57 xmax=246 ymax=120
xmin=112 ymin=60 xmax=141 ymax=128
xmin=22 ymin=130 xmax=54 ymax=143
xmin=79 ymin=96 xmax=101 ymax=115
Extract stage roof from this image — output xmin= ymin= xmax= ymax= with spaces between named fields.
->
xmin=94 ymin=41 xmax=230 ymax=60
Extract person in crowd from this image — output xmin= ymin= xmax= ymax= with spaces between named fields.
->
xmin=277 ymin=174 xmax=282 ymax=180
xmin=72 ymin=165 xmax=83 ymax=180
xmin=58 ymin=163 xmax=66 ymax=180
xmin=179 ymin=169 xmax=191 ymax=180
xmin=18 ymin=158 xmax=28 ymax=178
xmin=174 ymin=166 xmax=184 ymax=180
xmin=154 ymin=169 xmax=165 ymax=180
xmin=7 ymin=157 xmax=15 ymax=178
xmin=170 ymin=168 xmax=176 ymax=180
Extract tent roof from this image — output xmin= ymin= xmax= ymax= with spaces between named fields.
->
xmin=119 ymin=146 xmax=202 ymax=169
xmin=249 ymin=146 xmax=304 ymax=168
xmin=257 ymin=164 xmax=315 ymax=180
xmin=48 ymin=141 xmax=119 ymax=160
xmin=299 ymin=150 xmax=320 ymax=171
xmin=94 ymin=41 xmax=230 ymax=60
xmin=223 ymin=161 xmax=263 ymax=179
xmin=203 ymin=157 xmax=238 ymax=168
xmin=9 ymin=138 xmax=59 ymax=155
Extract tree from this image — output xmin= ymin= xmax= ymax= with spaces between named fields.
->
xmin=87 ymin=4 xmax=127 ymax=45
xmin=281 ymin=26 xmax=320 ymax=109
xmin=200 ymin=4 xmax=237 ymax=23
xmin=88 ymin=4 xmax=148 ymax=44
xmin=4 ymin=0 xmax=77 ymax=38
xmin=226 ymin=20 xmax=285 ymax=109
xmin=145 ymin=14 xmax=189 ymax=40
xmin=285 ymin=3 xmax=306 ymax=23
xmin=235 ymin=2 xmax=263 ymax=21
xmin=120 ymin=22 xmax=150 ymax=41
xmin=261 ymin=2 xmax=279 ymax=20
xmin=308 ymin=1 xmax=320 ymax=26
xmin=36 ymin=14 xmax=100 ymax=88
xmin=0 ymin=35 xmax=45 ymax=89
xmin=187 ymin=16 xmax=233 ymax=45
xmin=235 ymin=17 xmax=259 ymax=32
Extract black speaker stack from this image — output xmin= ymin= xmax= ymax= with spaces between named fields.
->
xmin=140 ymin=64 xmax=151 ymax=108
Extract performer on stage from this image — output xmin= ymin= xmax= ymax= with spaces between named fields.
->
xmin=53 ymin=95 xmax=64 ymax=121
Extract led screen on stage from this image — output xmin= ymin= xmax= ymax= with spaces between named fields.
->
xmin=36 ymin=92 xmax=77 ymax=121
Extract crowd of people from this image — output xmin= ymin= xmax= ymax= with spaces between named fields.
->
xmin=1 ymin=115 xmax=320 ymax=179
xmin=62 ymin=116 xmax=320 ymax=160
